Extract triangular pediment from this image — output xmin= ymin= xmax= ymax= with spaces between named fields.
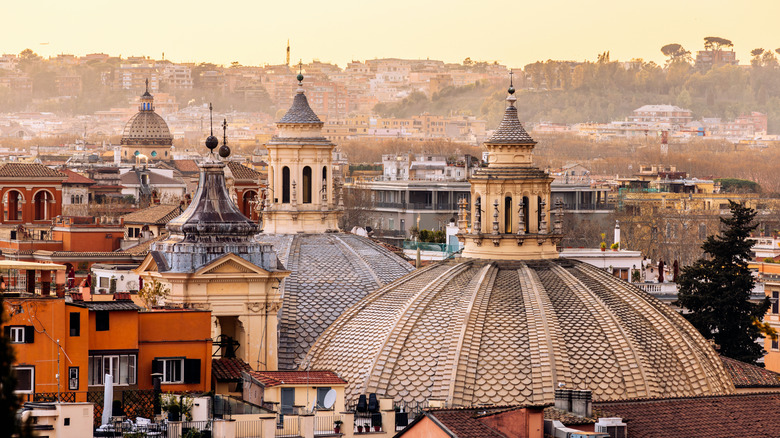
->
xmin=195 ymin=253 xmax=270 ymax=276
xmin=134 ymin=253 xmax=159 ymax=273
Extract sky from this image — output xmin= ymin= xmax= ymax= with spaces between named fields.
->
xmin=3 ymin=0 xmax=780 ymax=68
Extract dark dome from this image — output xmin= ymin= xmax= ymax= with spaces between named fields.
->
xmin=302 ymin=258 xmax=735 ymax=405
xmin=120 ymin=111 xmax=173 ymax=146
xmin=257 ymin=233 xmax=414 ymax=370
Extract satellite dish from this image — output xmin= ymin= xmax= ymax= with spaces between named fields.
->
xmin=323 ymin=389 xmax=337 ymax=410
xmin=310 ymin=400 xmax=316 ymax=413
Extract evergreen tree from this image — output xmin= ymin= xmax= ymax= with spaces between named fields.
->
xmin=676 ymin=200 xmax=770 ymax=364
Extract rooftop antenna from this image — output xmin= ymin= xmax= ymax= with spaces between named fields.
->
xmin=205 ymin=103 xmax=218 ymax=154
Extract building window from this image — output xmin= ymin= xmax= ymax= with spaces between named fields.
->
xmin=774 ymin=338 xmax=779 ymax=351
xmin=88 ymin=354 xmax=136 ymax=386
xmin=69 ymin=312 xmax=80 ymax=337
xmin=153 ymin=358 xmax=201 ymax=384
xmin=282 ymin=167 xmax=291 ymax=204
xmin=5 ymin=326 xmax=33 ymax=344
xmin=9 ymin=326 xmax=24 ymax=343
xmin=95 ymin=311 xmax=110 ymax=331
xmin=13 ymin=366 xmax=34 ymax=393
xmin=316 ymin=387 xmax=332 ymax=409
xmin=773 ymin=291 xmax=779 ymax=314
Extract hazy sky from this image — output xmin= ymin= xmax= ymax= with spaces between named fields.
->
xmin=4 ymin=0 xmax=779 ymax=68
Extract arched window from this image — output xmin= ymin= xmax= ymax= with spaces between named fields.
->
xmin=71 ymin=195 xmax=75 ymax=205
xmin=242 ymin=191 xmax=256 ymax=218
xmin=6 ymin=191 xmax=22 ymax=221
xmin=522 ymin=196 xmax=530 ymax=233
xmin=302 ymin=166 xmax=312 ymax=204
xmin=282 ymin=167 xmax=290 ymax=203
xmin=322 ymin=166 xmax=328 ymax=201
xmin=504 ymin=196 xmax=512 ymax=234
xmin=34 ymin=191 xmax=50 ymax=221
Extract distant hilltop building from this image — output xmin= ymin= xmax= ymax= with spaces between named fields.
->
xmin=629 ymin=105 xmax=692 ymax=125
xmin=120 ymin=81 xmax=173 ymax=162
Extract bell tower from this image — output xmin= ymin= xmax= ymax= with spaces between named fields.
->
xmin=458 ymin=75 xmax=563 ymax=260
xmin=262 ymin=71 xmax=341 ymax=234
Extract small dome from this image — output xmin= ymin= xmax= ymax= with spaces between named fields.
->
xmin=303 ymin=258 xmax=735 ymax=405
xmin=120 ymin=111 xmax=173 ymax=146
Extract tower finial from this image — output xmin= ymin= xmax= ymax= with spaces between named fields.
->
xmin=205 ymin=103 xmax=218 ymax=153
xmin=508 ymin=70 xmax=515 ymax=95
xmin=219 ymin=118 xmax=231 ymax=158
xmin=297 ymin=60 xmax=304 ymax=84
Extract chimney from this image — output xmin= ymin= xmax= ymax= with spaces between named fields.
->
xmin=571 ymin=389 xmax=592 ymax=418
xmin=614 ymin=220 xmax=620 ymax=250
xmin=554 ymin=388 xmax=572 ymax=412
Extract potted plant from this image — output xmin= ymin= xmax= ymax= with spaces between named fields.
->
xmin=610 ymin=242 xmax=619 ymax=251
xmin=166 ymin=403 xmax=181 ymax=422
xmin=334 ymin=420 xmax=343 ymax=433
xmin=600 ymin=241 xmax=607 ymax=251
xmin=357 ymin=425 xmax=364 ymax=433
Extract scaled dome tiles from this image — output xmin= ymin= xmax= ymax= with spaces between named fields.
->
xmin=121 ymin=111 xmax=173 ymax=146
xmin=302 ymin=258 xmax=735 ymax=405
xmin=258 ymin=233 xmax=414 ymax=370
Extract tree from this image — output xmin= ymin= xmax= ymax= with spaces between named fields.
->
xmin=661 ymin=43 xmax=692 ymax=65
xmin=704 ymin=36 xmax=733 ymax=51
xmin=138 ymin=278 xmax=171 ymax=310
xmin=675 ymin=201 xmax=770 ymax=365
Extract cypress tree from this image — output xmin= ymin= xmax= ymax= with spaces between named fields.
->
xmin=676 ymin=200 xmax=770 ymax=364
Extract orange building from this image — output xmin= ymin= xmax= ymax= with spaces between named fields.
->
xmin=0 ymin=163 xmax=65 ymax=227
xmin=2 ymin=293 xmax=212 ymax=403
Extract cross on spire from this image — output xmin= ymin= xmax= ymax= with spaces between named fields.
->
xmin=222 ymin=119 xmax=228 ymax=146
xmin=145 ymin=78 xmax=149 ymax=92
xmin=509 ymin=70 xmax=514 ymax=87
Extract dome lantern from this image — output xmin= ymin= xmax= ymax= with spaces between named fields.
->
xmin=458 ymin=75 xmax=563 ymax=260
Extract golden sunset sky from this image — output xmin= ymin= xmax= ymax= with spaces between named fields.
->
xmin=5 ymin=0 xmax=779 ymax=68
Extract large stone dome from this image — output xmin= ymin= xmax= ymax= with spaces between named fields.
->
xmin=302 ymin=258 xmax=735 ymax=405
xmin=120 ymin=111 xmax=173 ymax=146
xmin=258 ymin=233 xmax=414 ymax=369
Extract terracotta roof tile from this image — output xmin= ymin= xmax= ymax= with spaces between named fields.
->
xmin=0 ymin=163 xmax=66 ymax=179
xmin=212 ymin=358 xmax=252 ymax=381
xmin=423 ymin=409 xmax=508 ymax=438
xmin=123 ymin=235 xmax=166 ymax=255
xmin=122 ymin=204 xmax=183 ymax=225
xmin=59 ymin=168 xmax=96 ymax=185
xmin=227 ymin=161 xmax=261 ymax=181
xmin=594 ymin=393 xmax=780 ymax=438
xmin=486 ymin=105 xmax=535 ymax=144
xmin=543 ymin=407 xmax=596 ymax=425
xmin=246 ymin=370 xmax=346 ymax=387
xmin=720 ymin=356 xmax=780 ymax=388
xmin=173 ymin=159 xmax=200 ymax=174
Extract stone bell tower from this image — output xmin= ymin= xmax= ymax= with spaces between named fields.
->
xmin=261 ymin=72 xmax=341 ymax=234
xmin=458 ymin=76 xmax=564 ymax=260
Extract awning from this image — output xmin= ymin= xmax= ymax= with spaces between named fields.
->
xmin=0 ymin=260 xmax=66 ymax=271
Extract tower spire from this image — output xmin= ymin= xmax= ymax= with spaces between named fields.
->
xmin=286 ymin=39 xmax=290 ymax=67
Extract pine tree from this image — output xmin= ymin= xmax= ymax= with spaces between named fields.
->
xmin=676 ymin=200 xmax=770 ymax=364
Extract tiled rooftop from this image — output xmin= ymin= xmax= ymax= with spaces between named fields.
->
xmin=421 ymin=409 xmax=507 ymax=438
xmin=257 ymin=233 xmax=414 ymax=370
xmin=594 ymin=393 xmax=780 ymax=438
xmin=82 ymin=301 xmax=141 ymax=311
xmin=212 ymin=357 xmax=252 ymax=381
xmin=0 ymin=163 xmax=66 ymax=179
xmin=486 ymin=105 xmax=535 ymax=144
xmin=278 ymin=92 xmax=322 ymax=125
xmin=246 ymin=370 xmax=346 ymax=387
xmin=226 ymin=161 xmax=261 ymax=181
xmin=720 ymin=355 xmax=780 ymax=388
xmin=122 ymin=204 xmax=183 ymax=225
xmin=304 ymin=259 xmax=734 ymax=405
xmin=59 ymin=168 xmax=96 ymax=185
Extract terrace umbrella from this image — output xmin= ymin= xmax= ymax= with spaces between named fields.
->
xmin=102 ymin=374 xmax=113 ymax=425
xmin=658 ymin=260 xmax=665 ymax=283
